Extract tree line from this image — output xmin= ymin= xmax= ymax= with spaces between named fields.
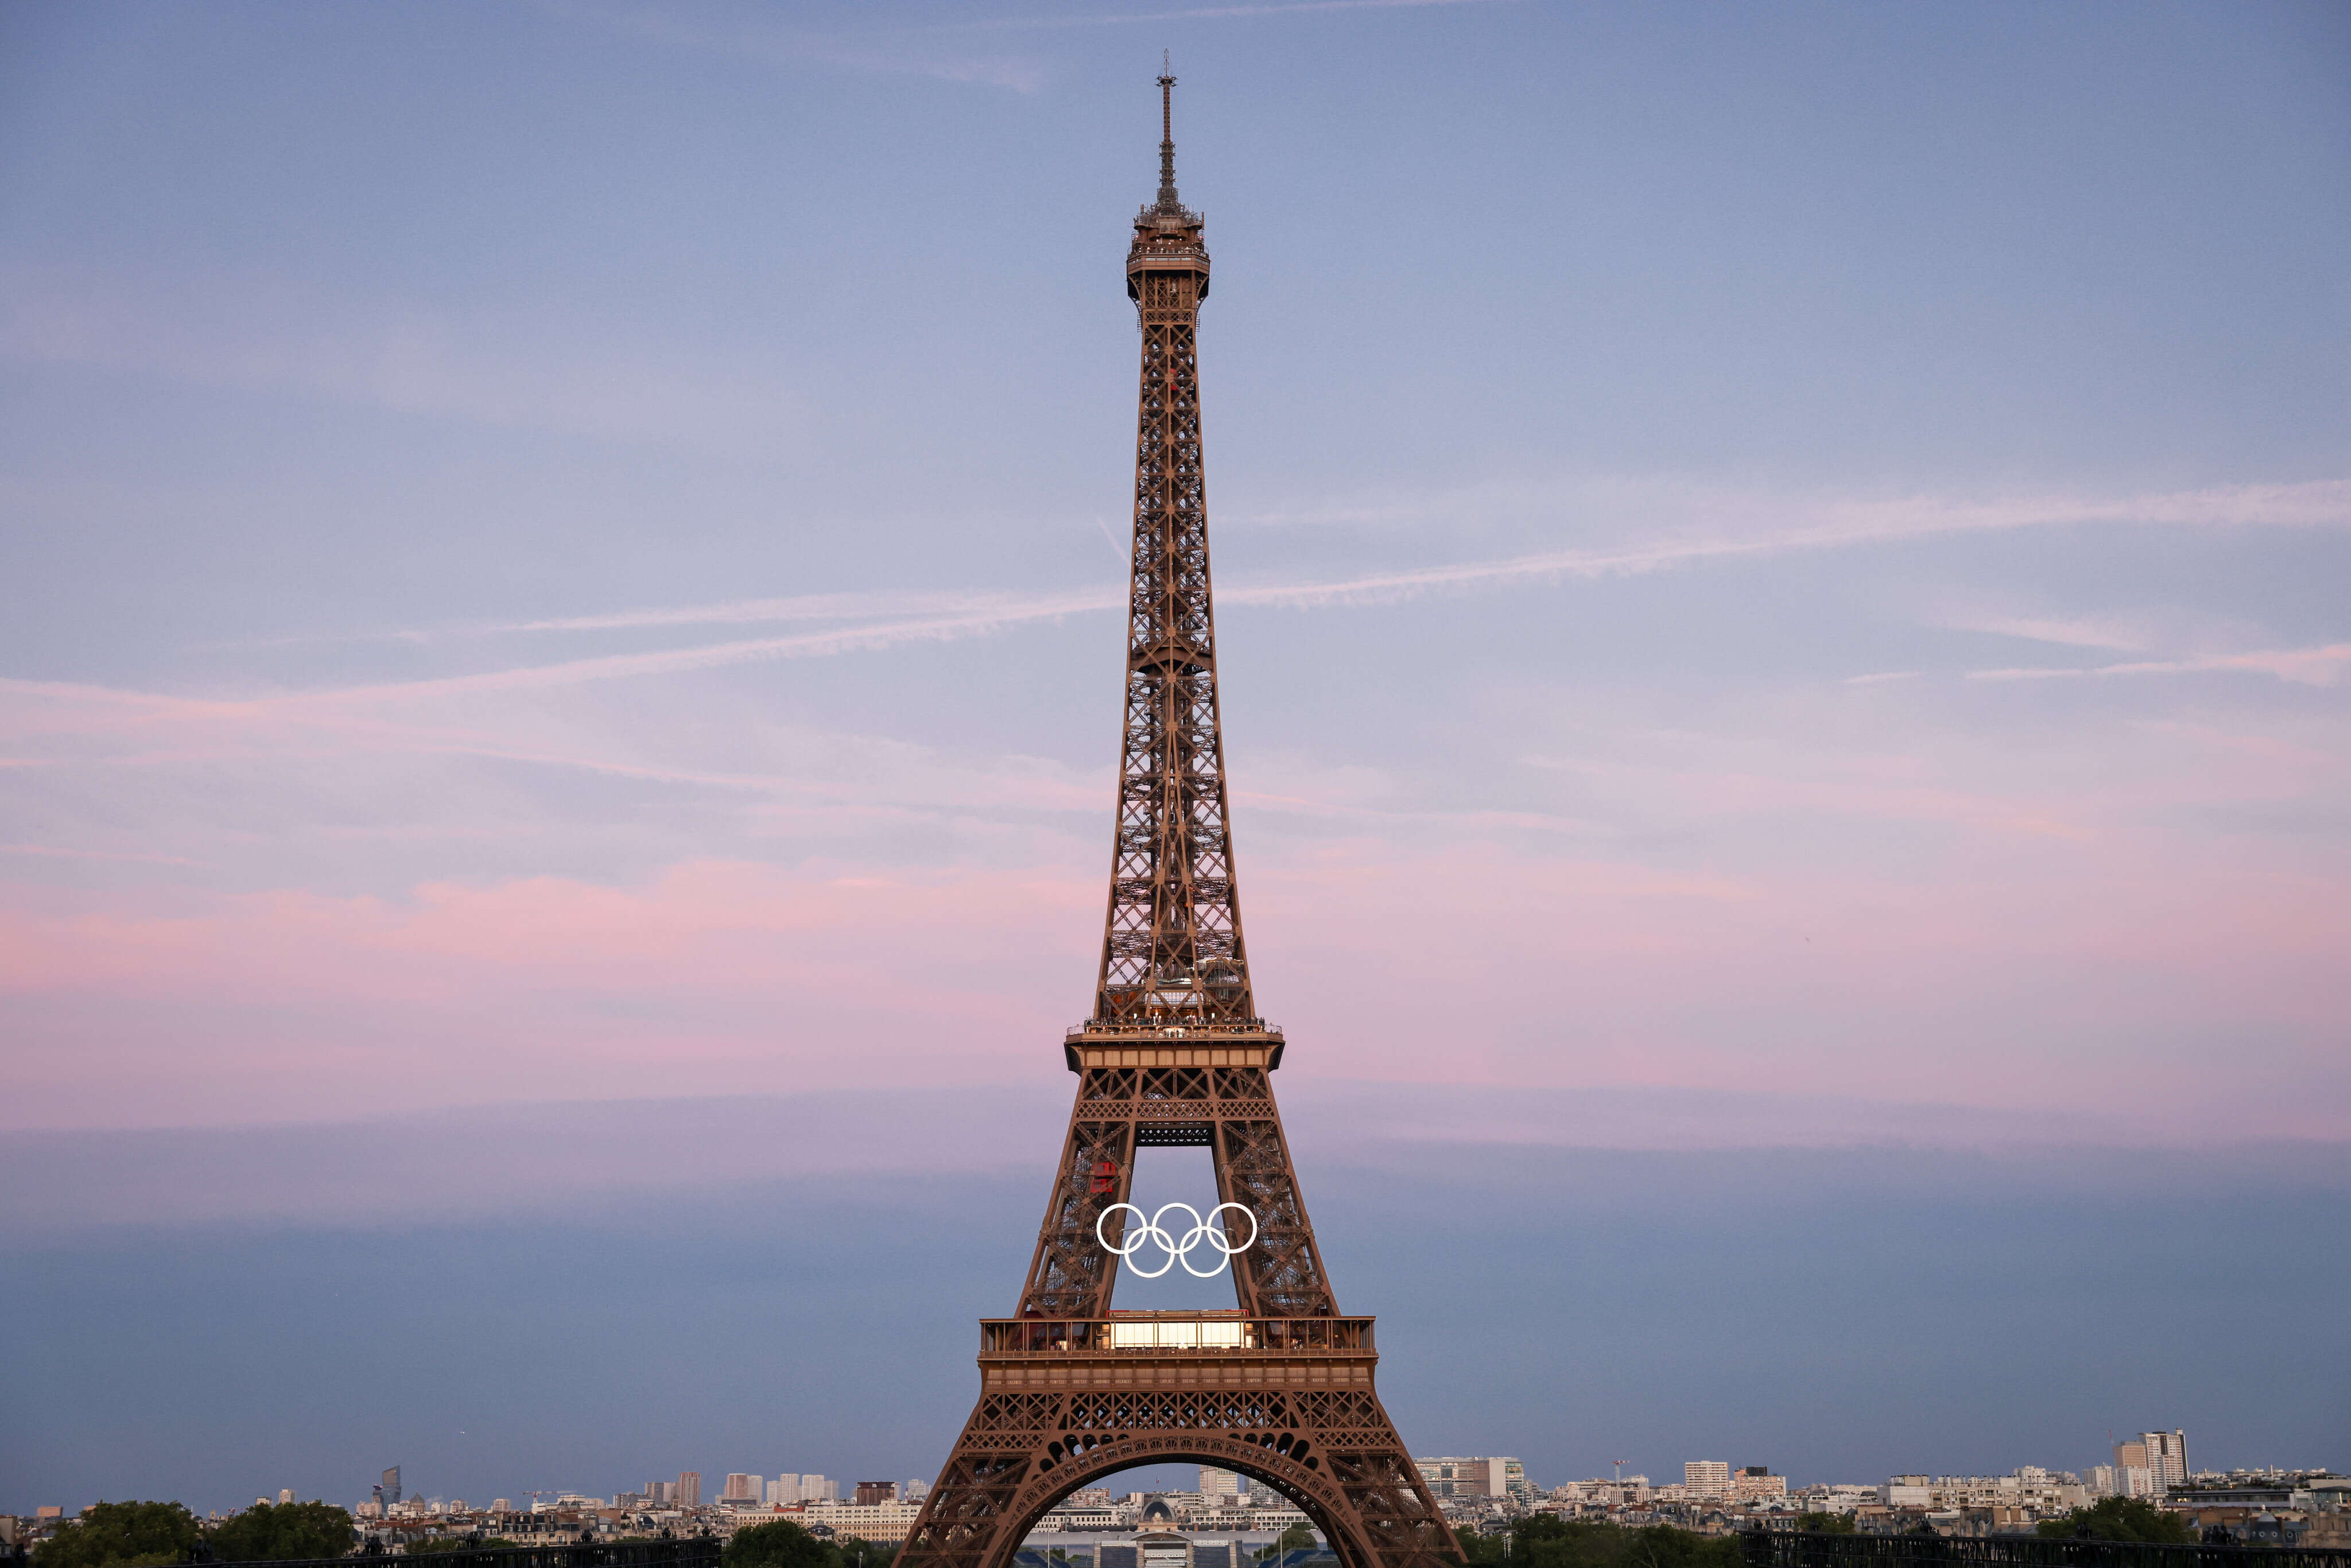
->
xmin=27 ymin=1501 xmax=358 ymax=1567
xmin=721 ymin=1523 xmax=897 ymax=1568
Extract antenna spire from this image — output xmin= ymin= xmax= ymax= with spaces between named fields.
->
xmin=1155 ymin=56 xmax=1180 ymax=210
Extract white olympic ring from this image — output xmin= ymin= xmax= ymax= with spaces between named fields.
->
xmin=1095 ymin=1201 xmax=1259 ymax=1278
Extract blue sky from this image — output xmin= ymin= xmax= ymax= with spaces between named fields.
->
xmin=1 ymin=0 xmax=2346 ymax=1518
xmin=5 ymin=1101 xmax=2346 ymax=1513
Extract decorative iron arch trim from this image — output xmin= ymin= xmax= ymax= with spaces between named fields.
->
xmin=997 ymin=1435 xmax=1376 ymax=1568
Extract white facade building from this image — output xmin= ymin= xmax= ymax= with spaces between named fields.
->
xmin=2139 ymin=1433 xmax=2189 ymax=1491
xmin=1416 ymin=1458 xmax=1526 ymax=1501
xmin=802 ymin=1500 xmax=923 ymax=1543
xmin=1685 ymin=1463 xmax=1732 ymax=1502
xmin=1884 ymin=1473 xmax=2089 ymax=1512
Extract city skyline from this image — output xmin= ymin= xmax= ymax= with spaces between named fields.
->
xmin=24 ymin=1431 xmax=2307 ymax=1524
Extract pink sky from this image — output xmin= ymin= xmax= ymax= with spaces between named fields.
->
xmin=6 ymin=543 xmax=2345 ymax=1137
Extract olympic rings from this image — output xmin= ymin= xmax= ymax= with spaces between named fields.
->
xmin=1095 ymin=1201 xmax=1259 ymax=1278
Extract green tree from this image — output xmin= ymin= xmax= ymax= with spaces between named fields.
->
xmin=724 ymin=1523 xmax=833 ymax=1568
xmin=34 ymin=1502 xmax=203 ymax=1568
xmin=1256 ymin=1525 xmax=1320 ymax=1563
xmin=832 ymin=1538 xmax=898 ymax=1568
xmin=1460 ymin=1519 xmax=1738 ymax=1568
xmin=204 ymin=1502 xmax=355 ymax=1562
xmin=1619 ymin=1526 xmax=1737 ymax=1568
xmin=1453 ymin=1528 xmax=1509 ymax=1568
xmin=1795 ymin=1515 xmax=1856 ymax=1535
xmin=2035 ymin=1499 xmax=2193 ymax=1545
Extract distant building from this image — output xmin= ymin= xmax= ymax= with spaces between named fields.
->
xmin=726 ymin=1477 xmax=762 ymax=1503
xmin=1884 ymin=1472 xmax=2088 ymax=1512
xmin=383 ymin=1469 xmax=403 ymax=1508
xmin=1416 ymin=1458 xmax=1524 ymax=1500
xmin=1685 ymin=1463 xmax=1731 ymax=1501
xmin=677 ymin=1474 xmax=703 ymax=1509
xmin=802 ymin=1499 xmax=924 ymax=1543
xmin=767 ymin=1477 xmax=801 ymax=1506
xmin=2134 ymin=1433 xmax=2189 ymax=1491
xmin=903 ymin=1480 xmax=932 ymax=1504
xmin=1200 ymin=1469 xmax=1243 ymax=1500
xmin=1733 ymin=1469 xmax=1785 ymax=1502
xmin=856 ymin=1484 xmax=898 ymax=1507
xmin=278 ymin=1491 xmax=295 ymax=1507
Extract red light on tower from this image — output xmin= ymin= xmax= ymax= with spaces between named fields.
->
xmin=1091 ymin=1161 xmax=1119 ymax=1194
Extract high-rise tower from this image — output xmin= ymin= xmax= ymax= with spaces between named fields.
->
xmin=894 ymin=76 xmax=1456 ymax=1568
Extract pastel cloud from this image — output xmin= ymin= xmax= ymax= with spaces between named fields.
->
xmin=6 ymin=828 xmax=2344 ymax=1135
xmin=1968 ymin=643 xmax=2351 ymax=686
xmin=2 ymin=472 xmax=2344 ymax=1139
xmin=7 ymin=476 xmax=2346 ymax=725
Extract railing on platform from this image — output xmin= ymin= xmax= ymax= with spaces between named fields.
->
xmin=1740 ymin=1529 xmax=2351 ymax=1568
xmin=980 ymin=1316 xmax=1374 ymax=1354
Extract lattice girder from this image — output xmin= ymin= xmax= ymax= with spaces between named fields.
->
xmin=899 ymin=75 xmax=1458 ymax=1568
xmin=905 ymin=1372 xmax=1454 ymax=1568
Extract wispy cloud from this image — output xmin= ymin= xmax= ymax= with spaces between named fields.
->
xmin=219 ymin=587 xmax=1085 ymax=650
xmin=1939 ymin=614 xmax=2152 ymax=653
xmin=1968 ymin=643 xmax=2351 ymax=687
xmin=15 ymin=478 xmax=2347 ymax=720
xmin=0 ymin=843 xmax=210 ymax=867
xmin=1225 ymin=472 xmax=2351 ymax=538
xmin=253 ymin=474 xmax=2351 ymax=651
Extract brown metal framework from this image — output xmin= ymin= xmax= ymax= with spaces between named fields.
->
xmin=896 ymin=74 xmax=1457 ymax=1568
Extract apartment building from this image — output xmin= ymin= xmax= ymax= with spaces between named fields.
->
xmin=1684 ymin=1463 xmax=1732 ymax=1501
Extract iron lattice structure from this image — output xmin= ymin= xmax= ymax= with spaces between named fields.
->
xmin=895 ymin=75 xmax=1458 ymax=1568
xmin=1096 ymin=69 xmax=1248 ymax=1034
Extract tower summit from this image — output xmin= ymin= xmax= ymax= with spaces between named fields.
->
xmin=895 ymin=81 xmax=1457 ymax=1568
xmin=1155 ymin=56 xmax=1182 ymax=211
xmin=1096 ymin=63 xmax=1244 ymax=1035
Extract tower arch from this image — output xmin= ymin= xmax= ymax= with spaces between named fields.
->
xmin=1001 ymin=1443 xmax=1372 ymax=1568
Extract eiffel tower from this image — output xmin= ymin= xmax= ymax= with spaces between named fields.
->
xmin=894 ymin=73 xmax=1458 ymax=1568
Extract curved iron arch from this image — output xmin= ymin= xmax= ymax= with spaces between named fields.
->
xmin=991 ymin=1438 xmax=1374 ymax=1568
